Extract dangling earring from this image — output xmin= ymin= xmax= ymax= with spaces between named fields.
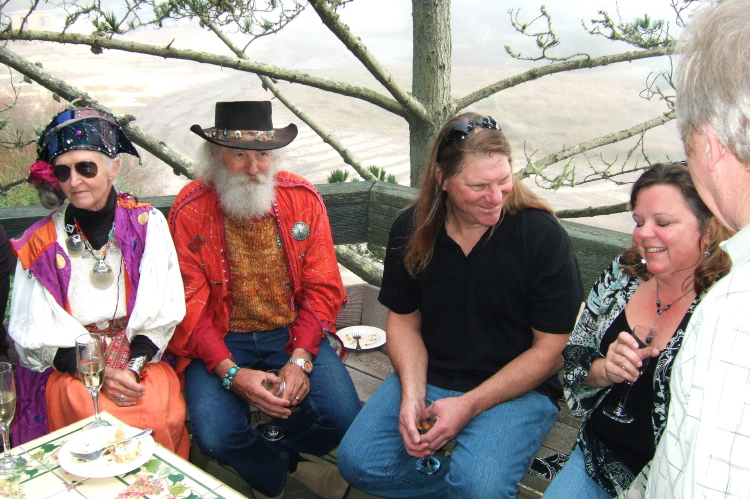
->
xmin=704 ymin=250 xmax=712 ymax=258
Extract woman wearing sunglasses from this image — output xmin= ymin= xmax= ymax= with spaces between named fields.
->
xmin=338 ymin=112 xmax=583 ymax=497
xmin=8 ymin=107 xmax=189 ymax=457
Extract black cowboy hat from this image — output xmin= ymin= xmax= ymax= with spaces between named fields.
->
xmin=190 ymin=101 xmax=297 ymax=150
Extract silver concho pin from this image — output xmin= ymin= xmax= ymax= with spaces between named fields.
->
xmin=291 ymin=222 xmax=310 ymax=241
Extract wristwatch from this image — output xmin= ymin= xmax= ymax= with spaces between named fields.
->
xmin=288 ymin=357 xmax=313 ymax=375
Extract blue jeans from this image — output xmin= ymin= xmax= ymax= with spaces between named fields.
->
xmin=337 ymin=373 xmax=559 ymax=499
xmin=184 ymin=329 xmax=360 ymax=497
xmin=542 ymin=444 xmax=614 ymax=499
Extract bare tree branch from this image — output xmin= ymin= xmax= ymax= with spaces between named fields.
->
xmin=517 ymin=111 xmax=676 ymax=180
xmin=201 ymin=16 xmax=375 ymax=181
xmin=506 ymin=5 xmax=589 ymax=62
xmin=308 ymin=0 xmax=429 ymax=121
xmin=0 ymin=46 xmax=194 ymax=179
xmin=456 ymin=46 xmax=670 ymax=110
xmin=0 ymin=178 xmax=26 ymax=195
xmin=3 ymin=29 xmax=407 ymax=117
xmin=556 ymin=202 xmax=628 ymax=219
xmin=335 ymin=244 xmax=382 ymax=286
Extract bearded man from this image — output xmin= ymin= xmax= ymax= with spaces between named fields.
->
xmin=168 ymin=101 xmax=360 ymax=499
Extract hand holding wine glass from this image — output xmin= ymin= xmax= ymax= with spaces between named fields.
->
xmin=602 ymin=325 xmax=657 ymax=423
xmin=414 ymin=397 xmax=441 ymax=475
xmin=75 ymin=333 xmax=111 ymax=429
xmin=261 ymin=369 xmax=286 ymax=441
xmin=0 ymin=362 xmax=26 ymax=475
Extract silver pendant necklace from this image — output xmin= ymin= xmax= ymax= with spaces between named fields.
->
xmin=70 ymin=220 xmax=116 ymax=290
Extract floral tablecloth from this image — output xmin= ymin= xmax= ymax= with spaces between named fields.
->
xmin=0 ymin=413 xmax=246 ymax=499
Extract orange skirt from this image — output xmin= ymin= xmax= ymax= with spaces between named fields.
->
xmin=46 ymin=361 xmax=190 ymax=459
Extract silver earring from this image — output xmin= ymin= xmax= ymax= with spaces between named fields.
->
xmin=704 ymin=250 xmax=711 ymax=258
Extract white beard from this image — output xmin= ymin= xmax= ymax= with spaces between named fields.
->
xmin=211 ymin=163 xmax=277 ymax=220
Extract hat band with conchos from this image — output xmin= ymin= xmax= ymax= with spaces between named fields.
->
xmin=190 ymin=101 xmax=297 ymax=151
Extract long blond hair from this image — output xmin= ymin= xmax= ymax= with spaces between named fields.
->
xmin=404 ymin=112 xmax=552 ymax=275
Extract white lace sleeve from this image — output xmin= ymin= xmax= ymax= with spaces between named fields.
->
xmin=8 ymin=260 xmax=89 ymax=371
xmin=125 ymin=208 xmax=186 ymax=361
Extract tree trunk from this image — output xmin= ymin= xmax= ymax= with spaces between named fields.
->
xmin=410 ymin=0 xmax=452 ymax=187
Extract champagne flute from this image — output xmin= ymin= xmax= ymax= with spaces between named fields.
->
xmin=415 ymin=397 xmax=441 ymax=475
xmin=75 ymin=333 xmax=111 ymax=429
xmin=261 ymin=369 xmax=285 ymax=441
xmin=0 ymin=362 xmax=26 ymax=475
xmin=602 ymin=325 xmax=657 ymax=423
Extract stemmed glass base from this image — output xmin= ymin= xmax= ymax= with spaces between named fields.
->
xmin=602 ymin=397 xmax=634 ymax=424
xmin=84 ymin=417 xmax=113 ymax=430
xmin=261 ymin=424 xmax=285 ymax=441
xmin=261 ymin=369 xmax=285 ymax=441
xmin=0 ymin=454 xmax=27 ymax=475
xmin=416 ymin=455 xmax=441 ymax=475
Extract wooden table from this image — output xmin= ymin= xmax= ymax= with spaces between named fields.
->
xmin=0 ymin=412 xmax=247 ymax=499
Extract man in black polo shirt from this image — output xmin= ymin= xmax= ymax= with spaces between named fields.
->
xmin=338 ymin=113 xmax=583 ymax=498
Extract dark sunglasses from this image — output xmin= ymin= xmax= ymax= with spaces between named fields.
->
xmin=442 ymin=116 xmax=502 ymax=145
xmin=52 ymin=161 xmax=99 ymax=182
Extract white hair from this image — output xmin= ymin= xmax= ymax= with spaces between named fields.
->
xmin=676 ymin=0 xmax=750 ymax=163
xmin=195 ymin=142 xmax=281 ymax=220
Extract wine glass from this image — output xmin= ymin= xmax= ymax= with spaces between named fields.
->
xmin=0 ymin=362 xmax=26 ymax=475
xmin=261 ymin=369 xmax=285 ymax=441
xmin=602 ymin=325 xmax=657 ymax=423
xmin=414 ymin=397 xmax=441 ymax=475
xmin=75 ymin=333 xmax=111 ymax=429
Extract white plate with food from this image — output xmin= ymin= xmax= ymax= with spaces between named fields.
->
xmin=58 ymin=425 xmax=156 ymax=478
xmin=336 ymin=325 xmax=386 ymax=350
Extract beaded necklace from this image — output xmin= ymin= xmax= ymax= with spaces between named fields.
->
xmin=66 ymin=220 xmax=116 ymax=290
xmin=653 ymin=281 xmax=694 ymax=329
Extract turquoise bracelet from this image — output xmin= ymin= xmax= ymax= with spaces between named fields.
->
xmin=222 ymin=364 xmax=240 ymax=391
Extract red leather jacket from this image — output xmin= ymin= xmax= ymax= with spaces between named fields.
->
xmin=167 ymin=171 xmax=346 ymax=376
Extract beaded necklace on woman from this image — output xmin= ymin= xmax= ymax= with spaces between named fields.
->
xmin=652 ymin=280 xmax=694 ymax=330
xmin=64 ymin=188 xmax=119 ymax=290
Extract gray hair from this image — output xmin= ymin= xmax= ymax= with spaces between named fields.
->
xmin=38 ymin=151 xmax=119 ymax=209
xmin=676 ymin=0 xmax=750 ymax=164
xmin=193 ymin=142 xmax=281 ymax=182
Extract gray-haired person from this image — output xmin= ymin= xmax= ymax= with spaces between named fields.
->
xmin=647 ymin=1 xmax=750 ymax=496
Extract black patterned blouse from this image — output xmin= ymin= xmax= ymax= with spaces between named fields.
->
xmin=562 ymin=256 xmax=696 ymax=497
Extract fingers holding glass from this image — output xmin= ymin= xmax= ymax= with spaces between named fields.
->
xmin=602 ymin=325 xmax=657 ymax=423
xmin=414 ymin=398 xmax=441 ymax=475
xmin=261 ymin=369 xmax=285 ymax=441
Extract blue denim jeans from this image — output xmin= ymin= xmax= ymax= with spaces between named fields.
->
xmin=337 ymin=373 xmax=559 ymax=499
xmin=184 ymin=329 xmax=360 ymax=497
xmin=542 ymin=444 xmax=614 ymax=498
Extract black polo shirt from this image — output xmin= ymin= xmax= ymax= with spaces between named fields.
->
xmin=379 ymin=207 xmax=583 ymax=402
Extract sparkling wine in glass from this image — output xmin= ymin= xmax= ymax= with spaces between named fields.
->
xmin=75 ymin=333 xmax=111 ymax=429
xmin=0 ymin=362 xmax=26 ymax=474
xmin=602 ymin=325 xmax=657 ymax=424
xmin=415 ymin=398 xmax=441 ymax=475
xmin=261 ymin=369 xmax=286 ymax=441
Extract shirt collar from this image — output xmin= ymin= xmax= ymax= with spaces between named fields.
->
xmin=720 ymin=224 xmax=750 ymax=268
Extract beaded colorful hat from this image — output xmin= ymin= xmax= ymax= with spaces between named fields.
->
xmin=29 ymin=107 xmax=140 ymax=195
xmin=37 ymin=107 xmax=139 ymax=163
xmin=190 ymin=101 xmax=298 ymax=151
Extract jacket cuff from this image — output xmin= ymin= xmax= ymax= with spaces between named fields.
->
xmin=286 ymin=302 xmax=323 ymax=356
xmin=187 ymin=306 xmax=233 ymax=374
